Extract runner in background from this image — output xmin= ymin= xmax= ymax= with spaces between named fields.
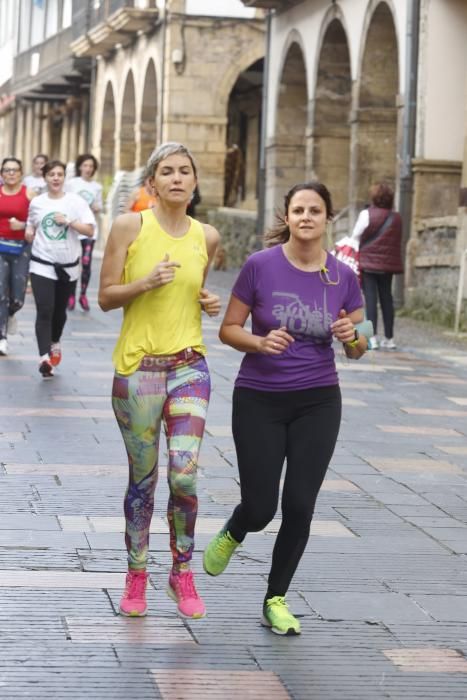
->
xmin=126 ymin=176 xmax=158 ymax=213
xmin=23 ymin=154 xmax=48 ymax=195
xmin=65 ymin=154 xmax=102 ymax=311
xmin=25 ymin=160 xmax=95 ymax=378
xmin=0 ymin=157 xmax=36 ymax=356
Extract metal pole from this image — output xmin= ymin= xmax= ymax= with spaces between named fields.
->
xmin=454 ymin=248 xmax=467 ymax=334
xmin=395 ymin=0 xmax=421 ymax=308
xmin=256 ymin=9 xmax=272 ymax=245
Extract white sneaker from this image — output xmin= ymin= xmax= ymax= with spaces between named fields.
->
xmin=7 ymin=315 xmax=18 ymax=335
xmin=381 ymin=337 xmax=397 ymax=350
xmin=368 ymin=335 xmax=379 ymax=350
xmin=0 ymin=338 xmax=8 ymax=356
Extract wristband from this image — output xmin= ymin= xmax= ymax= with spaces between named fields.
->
xmin=345 ymin=329 xmax=360 ymax=348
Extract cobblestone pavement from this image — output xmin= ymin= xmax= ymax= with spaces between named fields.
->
xmin=1 ymin=264 xmax=467 ymax=699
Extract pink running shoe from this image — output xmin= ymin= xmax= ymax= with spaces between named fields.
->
xmin=167 ymin=570 xmax=206 ymax=619
xmin=79 ymin=294 xmax=90 ymax=311
xmin=119 ymin=570 xmax=148 ymax=617
xmin=68 ymin=295 xmax=75 ymax=311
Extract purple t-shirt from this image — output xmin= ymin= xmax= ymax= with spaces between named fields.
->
xmin=232 ymin=245 xmax=364 ymax=391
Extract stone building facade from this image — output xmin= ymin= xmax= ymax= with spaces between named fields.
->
xmin=77 ymin=0 xmax=266 ymax=213
xmin=243 ymin=0 xmax=467 ymax=322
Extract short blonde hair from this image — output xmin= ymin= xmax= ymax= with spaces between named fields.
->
xmin=145 ymin=142 xmax=198 ymax=179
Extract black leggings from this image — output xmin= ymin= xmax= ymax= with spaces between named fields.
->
xmin=30 ymin=273 xmax=74 ymax=356
xmin=227 ymin=384 xmax=342 ymax=597
xmin=361 ymin=271 xmax=394 ymax=338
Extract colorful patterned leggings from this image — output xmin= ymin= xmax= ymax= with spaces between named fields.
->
xmin=70 ymin=238 xmax=95 ymax=299
xmin=0 ymin=244 xmax=31 ymax=339
xmin=112 ymin=352 xmax=211 ymax=571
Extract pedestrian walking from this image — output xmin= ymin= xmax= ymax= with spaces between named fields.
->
xmin=65 ymin=154 xmax=103 ymax=311
xmin=0 ymin=157 xmax=36 ymax=356
xmin=25 ymin=160 xmax=95 ymax=378
xmin=23 ymin=154 xmax=48 ymax=195
xmin=203 ymin=181 xmax=366 ymax=636
xmin=98 ymin=142 xmax=220 ymax=619
xmin=350 ymin=182 xmax=403 ymax=349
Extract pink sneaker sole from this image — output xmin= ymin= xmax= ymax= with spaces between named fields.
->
xmin=119 ymin=605 xmax=147 ymax=617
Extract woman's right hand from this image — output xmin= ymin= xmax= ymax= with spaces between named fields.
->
xmin=145 ymin=253 xmax=181 ymax=290
xmin=24 ymin=226 xmax=35 ymax=243
xmin=258 ymin=326 xmax=295 ymax=355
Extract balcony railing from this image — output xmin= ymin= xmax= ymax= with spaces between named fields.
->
xmin=12 ymin=28 xmax=91 ymax=98
xmin=71 ymin=2 xmax=159 ymax=58
xmin=241 ymin=1 xmax=304 ymax=8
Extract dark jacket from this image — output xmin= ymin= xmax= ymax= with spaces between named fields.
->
xmin=359 ymin=205 xmax=403 ymax=274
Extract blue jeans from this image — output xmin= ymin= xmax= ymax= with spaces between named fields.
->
xmin=0 ymin=243 xmax=31 ymax=339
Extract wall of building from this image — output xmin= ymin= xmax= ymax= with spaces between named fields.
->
xmin=93 ymin=12 xmax=265 ymax=214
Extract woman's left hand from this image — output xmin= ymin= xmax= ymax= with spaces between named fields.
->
xmin=331 ymin=309 xmax=356 ymax=344
xmin=9 ymin=217 xmax=25 ymax=231
xmin=199 ymin=288 xmax=221 ymax=317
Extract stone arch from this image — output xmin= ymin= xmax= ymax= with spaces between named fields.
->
xmin=120 ymin=70 xmax=136 ymax=171
xmin=312 ymin=16 xmax=352 ymax=211
xmin=217 ymin=45 xmax=265 ymax=113
xmin=266 ymin=40 xmax=308 ymax=220
xmin=100 ymin=81 xmax=116 ymax=179
xmin=140 ymin=58 xmax=158 ymax=166
xmin=354 ymin=1 xmax=399 ymax=205
xmin=224 ymin=58 xmax=263 ymax=209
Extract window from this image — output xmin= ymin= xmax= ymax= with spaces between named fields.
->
xmin=46 ymin=0 xmax=59 ymax=37
xmin=62 ymin=0 xmax=72 ymax=28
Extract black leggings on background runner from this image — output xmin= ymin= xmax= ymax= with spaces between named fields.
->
xmin=70 ymin=238 xmax=95 ymax=298
xmin=30 ymin=273 xmax=74 ymax=356
xmin=227 ymin=384 xmax=342 ymax=597
xmin=361 ymin=271 xmax=394 ymax=338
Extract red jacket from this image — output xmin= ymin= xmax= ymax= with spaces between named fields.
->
xmin=359 ymin=206 xmax=403 ymax=274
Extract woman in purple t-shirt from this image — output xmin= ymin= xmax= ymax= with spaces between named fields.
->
xmin=203 ymin=182 xmax=367 ymax=635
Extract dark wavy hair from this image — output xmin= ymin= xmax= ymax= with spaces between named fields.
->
xmin=264 ymin=181 xmax=334 ymax=247
xmin=369 ymin=182 xmax=394 ymax=209
xmin=42 ymin=160 xmax=66 ymax=177
xmin=75 ymin=153 xmax=99 ymax=177
xmin=1 ymin=157 xmax=23 ymax=172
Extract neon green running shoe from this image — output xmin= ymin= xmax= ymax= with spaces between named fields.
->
xmin=203 ymin=528 xmax=241 ymax=576
xmin=262 ymin=596 xmax=301 ymax=635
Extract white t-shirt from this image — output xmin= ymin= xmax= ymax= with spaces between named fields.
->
xmin=27 ymin=192 xmax=96 ymax=281
xmin=65 ymin=177 xmax=103 ymax=240
xmin=23 ymin=174 xmax=47 ymax=194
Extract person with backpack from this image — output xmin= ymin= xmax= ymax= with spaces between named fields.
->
xmin=351 ymin=182 xmax=403 ymax=349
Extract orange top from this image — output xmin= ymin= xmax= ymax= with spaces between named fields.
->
xmin=130 ymin=186 xmax=157 ymax=212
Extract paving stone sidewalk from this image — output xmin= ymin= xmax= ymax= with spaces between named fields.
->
xmin=1 ymin=264 xmax=467 ymax=699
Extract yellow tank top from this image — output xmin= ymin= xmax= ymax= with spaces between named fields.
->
xmin=112 ymin=209 xmax=208 ymax=375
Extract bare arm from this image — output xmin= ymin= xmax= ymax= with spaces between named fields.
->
xmin=98 ymin=212 xmax=181 ymax=312
xmin=219 ymin=295 xmax=294 ymax=354
xmin=198 ymin=223 xmax=221 ymax=316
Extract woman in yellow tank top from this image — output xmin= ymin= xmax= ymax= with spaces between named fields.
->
xmin=99 ymin=142 xmax=220 ymax=620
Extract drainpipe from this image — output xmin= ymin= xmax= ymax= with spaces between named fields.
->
xmin=256 ymin=9 xmax=272 ymax=244
xmin=395 ymin=0 xmax=421 ymax=307
xmin=159 ymin=0 xmax=168 ymax=144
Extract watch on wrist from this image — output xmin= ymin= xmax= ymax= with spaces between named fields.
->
xmin=346 ymin=329 xmax=360 ymax=348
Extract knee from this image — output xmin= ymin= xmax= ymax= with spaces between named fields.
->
xmin=10 ymin=298 xmax=24 ymax=314
xmin=168 ymin=457 xmax=197 ymax=497
xmin=242 ymin=502 xmax=277 ymax=532
xmin=36 ymin=301 xmax=54 ymax=320
xmin=282 ymin=499 xmax=315 ymax=535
